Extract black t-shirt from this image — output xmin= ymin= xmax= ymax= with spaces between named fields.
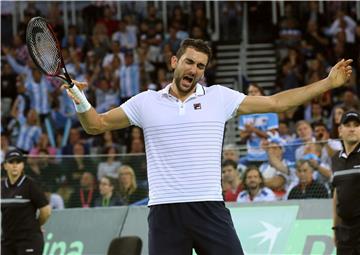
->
xmin=332 ymin=143 xmax=360 ymax=223
xmin=1 ymin=175 xmax=49 ymax=241
xmin=288 ymin=181 xmax=329 ymax=200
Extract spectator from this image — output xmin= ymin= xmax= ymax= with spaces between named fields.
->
xmin=16 ymin=109 xmax=42 ymax=154
xmin=68 ymin=171 xmax=98 ymax=208
xmin=93 ymin=130 xmax=122 ymax=153
xmin=289 ymin=120 xmax=314 ymax=162
xmin=302 ymin=20 xmax=329 ymax=56
xmin=222 ymin=144 xmax=246 ymax=172
xmin=102 ymin=40 xmax=125 ymax=70
xmin=119 ymin=50 xmax=140 ymax=103
xmin=61 ymin=24 xmax=85 ymax=52
xmin=25 ymin=149 xmax=59 ymax=192
xmin=221 ymin=1 xmax=243 ymax=40
xmin=222 ymin=159 xmax=243 ymax=202
xmin=304 ymin=101 xmax=328 ymax=126
xmin=117 ymin=165 xmax=147 ymax=205
xmin=338 ymin=89 xmax=360 ymax=112
xmin=96 ymin=5 xmax=118 ymax=37
xmin=62 ymin=128 xmax=88 ymax=155
xmin=260 ymin=138 xmax=293 ymax=199
xmin=67 ymin=142 xmax=94 ymax=185
xmin=236 ymin=166 xmax=276 ymax=202
xmin=29 ymin=133 xmax=57 ymax=157
xmin=239 ymin=83 xmax=279 ymax=165
xmin=97 ymin=146 xmax=122 ymax=180
xmin=326 ymin=10 xmax=357 ymax=44
xmin=112 ymin=19 xmax=137 ymax=50
xmin=43 ymin=185 xmax=65 ymax=210
xmin=163 ymin=25 xmax=182 ymax=55
xmin=9 ymin=75 xmax=30 ymax=127
xmin=287 ymin=159 xmax=329 ymax=199
xmin=94 ymin=176 xmax=124 ymax=207
xmin=301 ymin=143 xmax=332 ymax=187
xmin=278 ymin=121 xmax=296 ymax=143
xmin=1 ymin=62 xmax=17 ymax=117
xmin=313 ymin=121 xmax=342 ymax=165
xmin=329 ymin=105 xmax=345 ymax=138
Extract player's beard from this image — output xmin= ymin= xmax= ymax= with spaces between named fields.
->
xmin=174 ymin=72 xmax=198 ymax=95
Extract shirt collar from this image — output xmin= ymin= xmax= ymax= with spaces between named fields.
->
xmin=159 ymin=83 xmax=205 ymax=97
xmin=5 ymin=175 xmax=26 ymax=188
xmin=339 ymin=142 xmax=360 ymax=158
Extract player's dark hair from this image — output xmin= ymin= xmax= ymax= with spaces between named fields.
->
xmin=176 ymin=38 xmax=212 ymax=65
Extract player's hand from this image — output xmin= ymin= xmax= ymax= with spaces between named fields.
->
xmin=327 ymin=59 xmax=353 ymax=88
xmin=62 ymin=80 xmax=88 ymax=104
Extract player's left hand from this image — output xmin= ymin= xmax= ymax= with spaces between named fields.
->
xmin=328 ymin=59 xmax=353 ymax=88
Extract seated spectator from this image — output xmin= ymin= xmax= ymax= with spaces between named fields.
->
xmin=68 ymin=172 xmax=99 ymax=208
xmin=236 ymin=166 xmax=276 ymax=203
xmin=302 ymin=144 xmax=332 ymax=188
xmin=67 ymin=142 xmax=95 ymax=185
xmin=260 ymin=138 xmax=293 ymax=200
xmin=222 ymin=159 xmax=243 ymax=202
xmin=97 ymin=146 xmax=122 ymax=180
xmin=313 ymin=121 xmax=343 ymax=166
xmin=29 ymin=133 xmax=57 ymax=157
xmin=25 ymin=149 xmax=60 ymax=191
xmin=222 ymin=144 xmax=245 ymax=172
xmin=287 ymin=159 xmax=329 ymax=199
xmin=329 ymin=105 xmax=345 ymax=139
xmin=43 ymin=185 xmax=64 ymax=210
xmin=285 ymin=120 xmax=314 ymax=162
xmin=94 ymin=176 xmax=124 ymax=207
xmin=238 ymin=83 xmax=279 ymax=166
xmin=117 ymin=165 xmax=147 ymax=205
xmin=278 ymin=121 xmax=296 ymax=143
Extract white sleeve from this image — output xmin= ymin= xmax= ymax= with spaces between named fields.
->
xmin=217 ymin=85 xmax=246 ymax=121
xmin=120 ymin=91 xmax=148 ymax=128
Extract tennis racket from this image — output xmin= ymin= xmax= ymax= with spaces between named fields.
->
xmin=26 ymin=16 xmax=81 ymax=95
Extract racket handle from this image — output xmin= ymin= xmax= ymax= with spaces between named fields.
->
xmin=69 ymin=85 xmax=91 ymax=113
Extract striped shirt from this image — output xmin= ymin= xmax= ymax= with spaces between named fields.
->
xmin=119 ymin=64 xmax=140 ymax=98
xmin=25 ymin=77 xmax=53 ymax=114
xmin=16 ymin=124 xmax=42 ymax=152
xmin=121 ymin=84 xmax=245 ymax=205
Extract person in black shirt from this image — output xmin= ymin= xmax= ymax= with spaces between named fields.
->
xmin=288 ymin=159 xmax=329 ymax=199
xmin=1 ymin=149 xmax=51 ymax=255
xmin=332 ymin=110 xmax=360 ymax=254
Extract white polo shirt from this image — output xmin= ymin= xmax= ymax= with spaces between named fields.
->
xmin=121 ymin=83 xmax=246 ymax=205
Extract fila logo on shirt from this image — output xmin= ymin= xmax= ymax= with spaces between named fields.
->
xmin=193 ymin=103 xmax=202 ymax=110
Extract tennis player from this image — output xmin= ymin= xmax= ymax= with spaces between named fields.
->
xmin=65 ymin=39 xmax=352 ymax=255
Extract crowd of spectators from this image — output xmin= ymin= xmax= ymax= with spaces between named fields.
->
xmin=221 ymin=1 xmax=360 ymax=202
xmin=1 ymin=1 xmax=360 ymax=208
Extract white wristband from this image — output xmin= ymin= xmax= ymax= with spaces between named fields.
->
xmin=69 ymin=85 xmax=91 ymax=113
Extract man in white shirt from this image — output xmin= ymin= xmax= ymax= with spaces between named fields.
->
xmin=64 ymin=38 xmax=352 ymax=255
xmin=237 ymin=166 xmax=276 ymax=203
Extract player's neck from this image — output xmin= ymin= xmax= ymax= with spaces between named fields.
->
xmin=169 ymin=83 xmax=193 ymax=102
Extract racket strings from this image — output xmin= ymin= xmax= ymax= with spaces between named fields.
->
xmin=27 ymin=19 xmax=61 ymax=75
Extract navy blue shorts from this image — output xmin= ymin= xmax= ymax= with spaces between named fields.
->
xmin=148 ymin=201 xmax=244 ymax=255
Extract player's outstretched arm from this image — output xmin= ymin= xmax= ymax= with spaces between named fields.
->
xmin=63 ymin=80 xmax=131 ymax=135
xmin=237 ymin=59 xmax=352 ymax=115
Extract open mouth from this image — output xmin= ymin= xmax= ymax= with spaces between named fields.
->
xmin=182 ymin=75 xmax=194 ymax=86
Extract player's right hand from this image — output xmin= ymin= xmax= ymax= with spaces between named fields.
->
xmin=62 ymin=80 xmax=88 ymax=104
